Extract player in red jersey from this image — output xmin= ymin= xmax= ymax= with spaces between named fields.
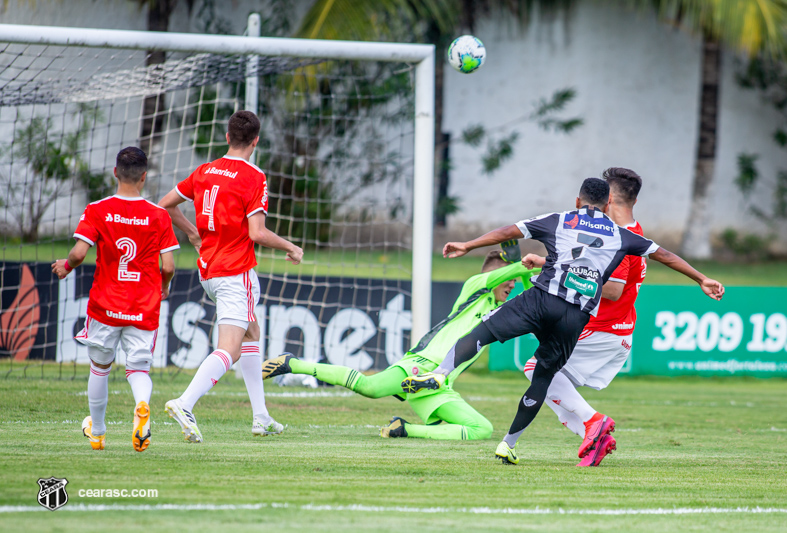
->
xmin=522 ymin=167 xmax=645 ymax=466
xmin=52 ymin=147 xmax=179 ymax=452
xmin=158 ymin=110 xmax=303 ymax=443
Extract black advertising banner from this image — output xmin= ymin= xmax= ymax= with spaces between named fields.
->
xmin=1 ymin=261 xmax=470 ymax=372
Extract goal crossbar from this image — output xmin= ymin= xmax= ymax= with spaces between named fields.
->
xmin=0 ymin=23 xmax=435 ymax=341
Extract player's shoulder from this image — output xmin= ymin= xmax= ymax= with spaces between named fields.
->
xmin=222 ymin=156 xmax=265 ymax=176
xmin=87 ymin=195 xmax=116 ymax=208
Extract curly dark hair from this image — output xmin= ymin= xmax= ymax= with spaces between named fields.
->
xmin=578 ymin=177 xmax=609 ymax=208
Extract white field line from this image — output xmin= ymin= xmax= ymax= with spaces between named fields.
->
xmin=2 ymin=502 xmax=786 ymax=515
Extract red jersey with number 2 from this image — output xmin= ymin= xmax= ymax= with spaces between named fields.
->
xmin=176 ymin=156 xmax=268 ymax=280
xmin=74 ymin=196 xmax=180 ymax=330
xmin=584 ymin=222 xmax=646 ymax=336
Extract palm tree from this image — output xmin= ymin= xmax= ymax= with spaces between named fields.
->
xmin=295 ymin=0 xmax=574 ymax=226
xmin=639 ymin=0 xmax=787 ymax=258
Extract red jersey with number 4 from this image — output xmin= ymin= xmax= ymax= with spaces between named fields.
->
xmin=584 ymin=221 xmax=646 ymax=336
xmin=176 ymin=156 xmax=268 ymax=280
xmin=74 ymin=195 xmax=180 ymax=330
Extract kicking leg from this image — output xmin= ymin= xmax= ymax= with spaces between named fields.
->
xmin=524 ymin=358 xmax=586 ymax=437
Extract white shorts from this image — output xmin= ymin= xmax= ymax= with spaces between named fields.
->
xmin=75 ymin=316 xmax=157 ymax=370
xmin=560 ymin=330 xmax=633 ymax=390
xmin=200 ymin=268 xmax=260 ymax=328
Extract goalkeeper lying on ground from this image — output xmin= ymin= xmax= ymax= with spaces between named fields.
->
xmin=262 ymin=243 xmax=538 ymax=440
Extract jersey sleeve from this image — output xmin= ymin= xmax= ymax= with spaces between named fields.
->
xmin=515 ymin=213 xmax=559 ymax=240
xmin=175 ymin=171 xmax=196 ymax=202
xmin=608 ymin=255 xmax=630 ymax=284
xmin=159 ymin=212 xmax=180 ymax=254
xmin=620 ymin=227 xmax=659 ymax=256
xmin=479 ymin=262 xmax=540 ymax=290
xmin=245 ymin=172 xmax=269 ymax=218
xmin=73 ymin=204 xmax=99 ymax=246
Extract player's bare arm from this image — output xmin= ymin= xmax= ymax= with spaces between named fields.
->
xmin=600 ymin=280 xmax=624 ymax=301
xmin=649 ymin=247 xmax=724 ymax=300
xmin=444 ymin=224 xmax=524 ymax=258
xmin=52 ymin=239 xmax=91 ymax=279
xmin=248 ymin=212 xmax=303 ymax=265
xmin=160 ymin=251 xmax=175 ymax=299
xmin=158 ymin=189 xmax=202 ymax=251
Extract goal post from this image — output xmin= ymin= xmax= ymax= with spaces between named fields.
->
xmin=0 ymin=21 xmax=434 ymax=374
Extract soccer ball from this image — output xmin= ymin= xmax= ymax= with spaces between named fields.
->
xmin=447 ymin=35 xmax=486 ymax=74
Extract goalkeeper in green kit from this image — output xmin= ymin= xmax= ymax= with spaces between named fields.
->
xmin=262 ymin=242 xmax=538 ymax=440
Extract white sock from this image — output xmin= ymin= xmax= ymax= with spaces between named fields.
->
xmin=547 ymin=371 xmax=597 ymax=423
xmin=88 ymin=362 xmax=111 ymax=436
xmin=179 ymin=350 xmax=232 ymax=411
xmin=240 ymin=342 xmax=270 ymax=422
xmin=126 ymin=369 xmax=152 ymax=405
xmin=524 ymin=365 xmax=587 ymax=437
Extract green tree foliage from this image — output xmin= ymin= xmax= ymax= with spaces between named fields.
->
xmin=734 ymin=56 xmax=787 ymax=228
xmin=0 ymin=106 xmax=106 ymax=242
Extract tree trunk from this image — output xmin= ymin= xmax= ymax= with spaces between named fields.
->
xmin=680 ymin=34 xmax=720 ymax=259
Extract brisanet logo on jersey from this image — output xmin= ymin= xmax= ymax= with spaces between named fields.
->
xmin=563 ymin=214 xmax=614 ymax=236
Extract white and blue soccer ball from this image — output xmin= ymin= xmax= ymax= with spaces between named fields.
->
xmin=447 ymin=35 xmax=486 ymax=74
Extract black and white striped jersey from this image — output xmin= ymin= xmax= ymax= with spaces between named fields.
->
xmin=515 ymin=206 xmax=659 ymax=316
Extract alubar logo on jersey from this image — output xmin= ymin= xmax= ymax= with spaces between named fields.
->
xmin=563 ymin=214 xmax=614 ymax=236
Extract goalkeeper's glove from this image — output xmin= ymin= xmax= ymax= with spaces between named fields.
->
xmin=499 ymin=239 xmax=522 ymax=264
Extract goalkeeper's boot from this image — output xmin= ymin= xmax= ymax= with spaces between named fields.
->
xmin=380 ymin=417 xmax=408 ymax=438
xmin=577 ymin=434 xmax=616 ymax=467
xmin=81 ymin=416 xmax=105 ymax=450
xmin=164 ymin=398 xmax=203 ymax=443
xmin=494 ymin=441 xmax=519 ymax=465
xmin=132 ymin=401 xmax=151 ymax=452
xmin=252 ymin=416 xmax=284 ymax=437
xmin=578 ymin=413 xmax=615 ymax=459
xmin=262 ymin=353 xmax=295 ymax=380
xmin=401 ymin=372 xmax=445 ymax=394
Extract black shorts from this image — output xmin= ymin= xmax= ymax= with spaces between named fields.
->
xmin=483 ymin=286 xmax=590 ymax=371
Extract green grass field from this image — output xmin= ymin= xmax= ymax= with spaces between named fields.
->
xmin=2 ymin=364 xmax=786 ymax=532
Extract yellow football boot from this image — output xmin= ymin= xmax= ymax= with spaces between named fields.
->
xmin=132 ymin=401 xmax=151 ymax=452
xmin=81 ymin=416 xmax=105 ymax=450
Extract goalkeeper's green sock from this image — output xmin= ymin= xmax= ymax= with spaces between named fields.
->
xmin=289 ymin=360 xmax=362 ymax=390
xmin=402 ymin=422 xmax=468 ymax=440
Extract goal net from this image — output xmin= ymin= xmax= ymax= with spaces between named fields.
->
xmin=0 ymin=22 xmax=434 ymax=379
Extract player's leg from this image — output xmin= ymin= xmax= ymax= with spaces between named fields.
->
xmin=121 ymin=327 xmax=156 ymax=452
xmin=406 ymin=290 xmax=541 ymax=393
xmin=167 ymin=274 xmax=249 ymax=442
xmin=524 ymin=357 xmax=586 ymax=437
xmin=497 ymin=295 xmax=589 ymax=464
xmin=76 ymin=318 xmax=120 ymax=450
xmin=265 ymin=354 xmax=409 ymax=399
xmin=385 ymin=398 xmax=493 ymax=440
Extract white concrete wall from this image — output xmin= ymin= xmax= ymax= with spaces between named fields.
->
xmin=442 ymin=2 xmax=785 ymax=247
xmin=1 ymin=0 xmax=784 ymax=247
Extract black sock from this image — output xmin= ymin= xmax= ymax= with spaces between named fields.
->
xmin=503 ymin=363 xmax=556 ymax=447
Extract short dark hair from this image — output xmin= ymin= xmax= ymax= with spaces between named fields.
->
xmin=227 ymin=110 xmax=260 ymax=148
xmin=116 ymin=147 xmax=147 ymax=183
xmin=603 ymin=167 xmax=642 ymax=206
xmin=578 ymin=177 xmax=609 ymax=208
xmin=482 ymin=250 xmax=508 ymax=272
